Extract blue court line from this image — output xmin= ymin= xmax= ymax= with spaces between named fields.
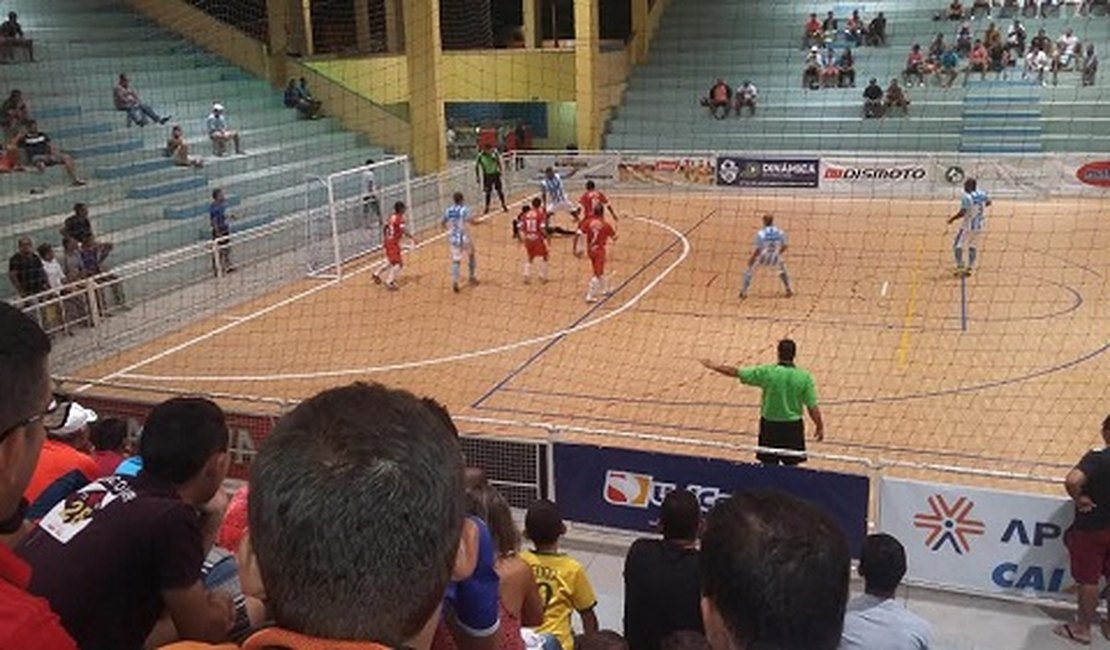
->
xmin=489 ymin=333 xmax=1110 ymax=411
xmin=473 ymin=402 xmax=1069 ymax=468
xmin=470 ymin=210 xmax=718 ymax=409
xmin=960 ymin=272 xmax=969 ymax=331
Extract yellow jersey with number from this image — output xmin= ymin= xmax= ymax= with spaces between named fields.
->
xmin=520 ymin=550 xmax=597 ymax=650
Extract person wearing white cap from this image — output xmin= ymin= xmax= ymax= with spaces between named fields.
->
xmin=23 ymin=400 xmax=100 ymax=520
xmin=205 ymin=102 xmax=243 ymax=156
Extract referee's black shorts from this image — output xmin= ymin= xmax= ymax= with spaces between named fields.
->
xmin=757 ymin=417 xmax=806 ymax=466
xmin=482 ymin=172 xmax=503 ymax=193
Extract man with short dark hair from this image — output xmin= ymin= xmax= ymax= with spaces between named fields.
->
xmin=17 ymin=121 xmax=86 ymax=186
xmin=476 ymin=143 xmax=508 ymax=215
xmin=0 ymin=303 xmax=76 ymax=649
xmin=9 ymin=236 xmax=47 ymax=298
xmin=240 ymin=382 xmax=481 ymax=648
xmin=61 ymin=203 xmax=113 ymax=267
xmin=1056 ymin=415 xmax=1110 ymax=645
xmin=863 ymin=78 xmax=885 ymax=117
xmin=702 ymin=339 xmax=824 ymax=466
xmin=18 ymin=397 xmax=234 ymax=649
xmin=113 ymin=74 xmax=171 ymax=128
xmin=840 ymin=534 xmax=932 ymax=649
xmin=624 ymin=490 xmax=703 ymax=650
xmin=0 ymin=12 xmax=34 ymax=62
xmin=700 ymin=490 xmax=850 ymax=650
xmin=209 ymin=188 xmax=235 ymax=276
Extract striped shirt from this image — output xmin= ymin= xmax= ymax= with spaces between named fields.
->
xmin=754 ymin=225 xmax=787 ymax=264
xmin=960 ymin=190 xmax=990 ymax=232
xmin=541 ymin=174 xmax=569 ymax=204
xmin=443 ymin=204 xmax=472 ymax=248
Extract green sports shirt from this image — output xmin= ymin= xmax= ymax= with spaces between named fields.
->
xmin=476 ymin=151 xmax=501 ymax=176
xmin=737 ymin=363 xmax=818 ymax=422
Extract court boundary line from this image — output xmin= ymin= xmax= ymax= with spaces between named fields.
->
xmin=110 ymin=214 xmax=693 ymax=383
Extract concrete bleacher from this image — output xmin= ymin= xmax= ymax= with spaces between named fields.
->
xmin=606 ymin=0 xmax=1110 ymax=153
xmin=1 ymin=0 xmax=386 ymax=301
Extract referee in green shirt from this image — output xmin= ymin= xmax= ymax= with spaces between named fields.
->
xmin=476 ymin=143 xmax=508 ymax=215
xmin=702 ymin=338 xmax=824 ymax=465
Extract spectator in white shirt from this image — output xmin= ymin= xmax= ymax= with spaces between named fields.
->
xmin=1025 ymin=45 xmax=1049 ymax=85
xmin=36 ymin=243 xmax=67 ymax=333
xmin=734 ymin=81 xmax=757 ymax=117
xmin=206 ymin=103 xmax=243 ymax=156
xmin=840 ymin=534 xmax=932 ymax=650
xmin=1053 ymin=29 xmax=1080 ymax=84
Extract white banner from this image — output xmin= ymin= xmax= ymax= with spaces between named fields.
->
xmin=617 ymin=154 xmax=716 ymax=187
xmin=820 ymin=157 xmax=934 ymax=196
xmin=879 ymin=477 xmax=1074 ymax=602
xmin=516 ymin=152 xmax=621 ymax=192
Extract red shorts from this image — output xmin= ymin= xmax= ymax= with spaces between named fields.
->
xmin=524 ymin=239 xmax=548 ymax=261
xmin=385 ymin=242 xmax=403 ymax=266
xmin=589 ymin=249 xmax=606 ymax=277
xmin=1065 ymin=526 xmax=1110 ymax=585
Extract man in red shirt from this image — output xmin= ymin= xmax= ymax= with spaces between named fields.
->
xmin=372 ymin=201 xmax=416 ymax=291
xmin=578 ymin=181 xmax=618 ymax=223
xmin=574 ymin=204 xmax=618 ymax=303
xmin=24 ymin=400 xmax=101 ymax=519
xmin=517 ymin=197 xmax=550 ymax=284
xmin=0 ymin=303 xmax=76 ymax=649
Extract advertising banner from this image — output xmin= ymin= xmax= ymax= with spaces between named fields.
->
xmin=516 ymin=152 xmax=621 ymax=191
xmin=553 ymin=443 xmax=869 ymax=555
xmin=879 ymin=478 xmax=1074 ymax=602
xmin=617 ymin=155 xmax=717 ymax=186
xmin=716 ymin=156 xmax=820 ymax=188
xmin=821 ymin=157 xmax=933 ymax=195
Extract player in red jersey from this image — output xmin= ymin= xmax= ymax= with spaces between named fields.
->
xmin=371 ymin=201 xmax=416 ymax=290
xmin=574 ymin=203 xmax=618 ymax=303
xmin=578 ymin=180 xmax=619 ymax=222
xmin=516 ymin=197 xmax=550 ymax=284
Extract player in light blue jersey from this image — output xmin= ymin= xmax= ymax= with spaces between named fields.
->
xmin=442 ymin=192 xmax=478 ymax=292
xmin=541 ymin=167 xmax=581 ymax=235
xmin=946 ymin=177 xmax=992 ymax=277
xmin=740 ymin=214 xmax=793 ymax=299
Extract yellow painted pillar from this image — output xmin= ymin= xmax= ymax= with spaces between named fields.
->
xmin=574 ymin=0 xmax=600 ymax=150
xmin=405 ymin=0 xmax=447 ymax=174
xmin=384 ymin=0 xmax=403 ymax=53
xmin=265 ymin=0 xmax=289 ymax=85
xmin=522 ymin=0 xmax=540 ymax=49
xmin=630 ymin=0 xmax=648 ymax=64
xmin=299 ymin=0 xmax=314 ymax=56
xmin=354 ymin=0 xmax=372 ymax=53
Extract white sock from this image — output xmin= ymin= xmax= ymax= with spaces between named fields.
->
xmin=586 ymin=277 xmax=599 ymax=299
xmin=523 ymin=260 xmax=531 ymax=279
xmin=385 ymin=264 xmax=399 ymax=284
xmin=538 ymin=259 xmax=548 ymax=280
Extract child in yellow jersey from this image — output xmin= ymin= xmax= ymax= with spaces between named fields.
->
xmin=520 ymin=499 xmax=599 ymax=650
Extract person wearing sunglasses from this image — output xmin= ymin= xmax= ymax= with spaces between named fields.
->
xmin=0 ymin=302 xmax=76 ymax=649
xmin=23 ymin=400 xmax=101 ymax=520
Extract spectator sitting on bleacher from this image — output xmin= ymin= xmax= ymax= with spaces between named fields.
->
xmin=971 ymin=0 xmax=994 ymax=18
xmin=947 ymin=0 xmax=966 ymax=20
xmin=929 ymin=33 xmax=947 ymax=61
xmin=2 ymin=89 xmax=30 ymax=139
xmin=1030 ymin=27 xmax=1049 ymax=55
xmin=89 ymin=418 xmax=129 ymax=478
xmin=166 ymin=125 xmax=204 ymax=168
xmin=1021 ymin=0 xmax=1038 ymax=17
xmin=1024 ymin=45 xmax=1050 ymax=85
xmin=522 ymin=499 xmax=600 ymax=650
xmin=1052 ymin=28 xmax=1080 ymax=79
xmin=956 ymin=22 xmax=973 ymax=56
xmin=17 ymin=121 xmax=86 ymax=186
xmin=283 ymin=78 xmax=322 ymax=120
xmin=838 ymin=49 xmax=856 ymax=87
xmin=866 ymin=12 xmax=887 ymax=46
xmin=804 ymin=46 xmax=823 ymax=90
xmin=984 ymin=21 xmax=1003 ymax=51
xmin=0 ymin=12 xmax=34 ymax=63
xmin=990 ymin=41 xmax=1012 ymax=78
xmin=23 ymin=400 xmax=101 ymax=520
xmin=1000 ymin=0 xmax=1020 ymax=16
xmin=803 ymin=13 xmax=822 ymax=49
xmin=1007 ymin=19 xmax=1027 ymax=56
xmin=8 ymin=235 xmax=47 ymax=299
xmin=964 ymin=40 xmax=990 ymax=84
xmin=734 ymin=81 xmax=757 ymax=117
xmin=113 ymin=74 xmax=170 ymax=128
xmin=863 ymin=78 xmax=885 ymax=118
xmin=840 ymin=534 xmax=933 ymax=650
xmin=699 ymin=490 xmax=849 ymax=650
xmin=821 ymin=47 xmax=841 ymax=88
xmin=206 ymin=103 xmax=244 ymax=156
xmin=845 ymin=11 xmax=864 ymax=46
xmin=885 ymin=79 xmax=910 ymax=116
xmin=0 ymin=139 xmax=23 ymax=172
xmin=821 ymin=11 xmax=839 ymax=42
xmin=17 ymin=397 xmax=235 ymax=648
xmin=905 ymin=45 xmax=927 ymax=87
xmin=1082 ymin=45 xmax=1098 ymax=86
xmin=702 ymin=79 xmax=731 ymax=119
xmin=61 ymin=203 xmax=112 ymax=267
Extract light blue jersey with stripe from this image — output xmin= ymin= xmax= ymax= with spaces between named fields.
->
xmin=443 ymin=204 xmax=472 ymax=247
xmin=541 ymin=174 xmax=568 ymax=204
xmin=960 ymin=190 xmax=990 ymax=232
xmin=754 ymin=225 xmax=788 ymax=265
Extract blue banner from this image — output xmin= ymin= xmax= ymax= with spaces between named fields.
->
xmin=716 ymin=156 xmax=820 ymax=188
xmin=553 ymin=443 xmax=869 ymax=556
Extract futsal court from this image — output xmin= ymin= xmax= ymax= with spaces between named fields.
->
xmin=70 ymin=190 xmax=1110 ymax=492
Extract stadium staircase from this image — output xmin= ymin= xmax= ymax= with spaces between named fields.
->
xmin=0 ymin=0 xmax=387 ymax=301
xmin=605 ymin=0 xmax=1110 ymax=154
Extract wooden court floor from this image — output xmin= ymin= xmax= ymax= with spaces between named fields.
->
xmin=71 ymin=192 xmax=1110 ymax=491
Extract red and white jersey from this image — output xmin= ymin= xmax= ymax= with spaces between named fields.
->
xmin=578 ymin=216 xmax=615 ymax=254
xmin=578 ymin=190 xmax=609 ymax=219
xmin=518 ymin=209 xmax=547 ymax=242
xmin=383 ymin=212 xmax=406 ymax=245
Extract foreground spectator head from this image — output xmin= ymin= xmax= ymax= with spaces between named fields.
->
xmin=699 ymin=490 xmax=850 ymax=650
xmin=661 ymin=489 xmax=700 ymax=541
xmin=661 ymin=631 xmax=713 ymax=650
xmin=248 ymin=382 xmax=476 ymax=647
xmin=858 ymin=533 xmax=907 ymax=596
xmin=140 ymin=397 xmax=229 ymax=502
xmin=89 ymin=417 xmax=127 ymax=453
xmin=46 ymin=400 xmax=96 ymax=448
xmin=525 ymin=498 xmax=567 ymax=546
xmin=0 ymin=302 xmax=52 ymax=527
xmin=467 ymin=482 xmax=519 ymax=556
